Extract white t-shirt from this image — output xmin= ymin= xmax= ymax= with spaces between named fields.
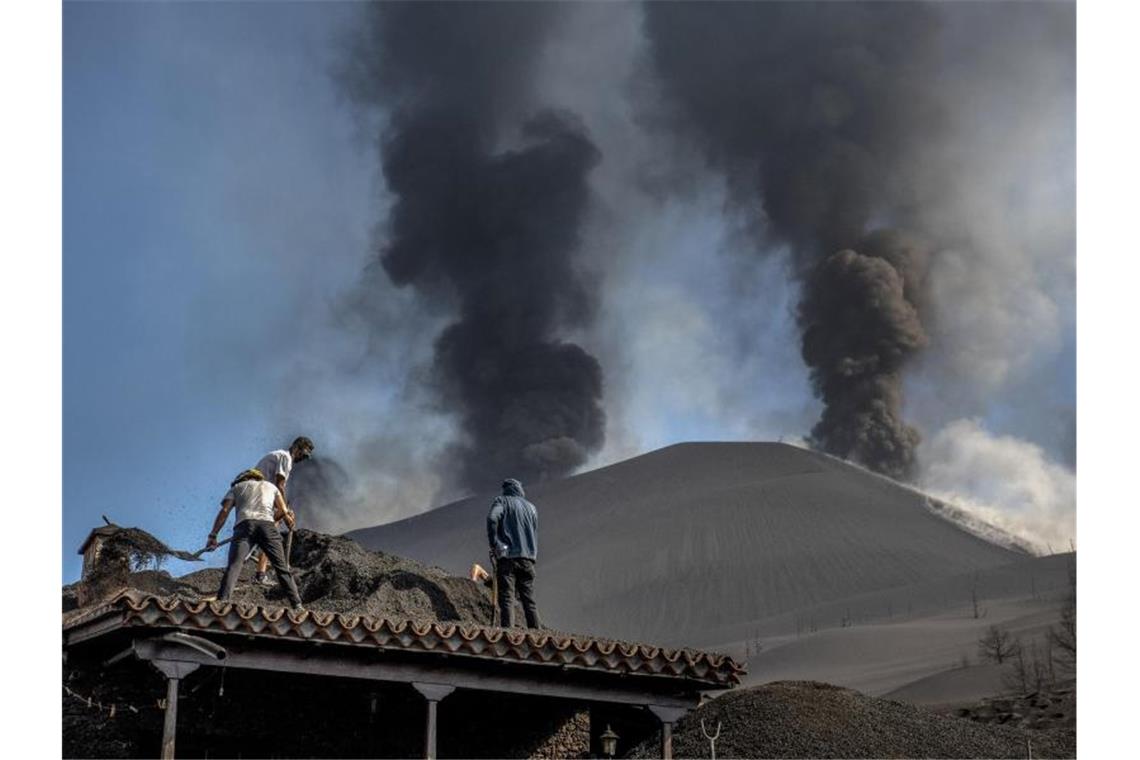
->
xmin=255 ymin=450 xmax=293 ymax=492
xmin=225 ymin=480 xmax=280 ymax=525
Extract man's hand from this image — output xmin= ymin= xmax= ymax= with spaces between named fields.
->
xmin=284 ymin=509 xmax=296 ymax=530
xmin=206 ymin=534 xmax=218 ymax=551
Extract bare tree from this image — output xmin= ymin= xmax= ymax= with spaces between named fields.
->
xmin=1048 ymin=556 xmax=1076 ymax=676
xmin=1029 ymin=640 xmax=1052 ymax=691
xmin=978 ymin=625 xmax=1019 ymax=664
xmin=969 ymin=572 xmax=987 ymax=619
xmin=1003 ymin=636 xmax=1055 ymax=694
xmin=1003 ymin=639 xmax=1029 ymax=693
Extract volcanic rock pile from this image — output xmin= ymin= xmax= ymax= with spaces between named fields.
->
xmin=628 ymin=681 xmax=1075 ymax=759
xmin=66 ymin=528 xmax=494 ymax=626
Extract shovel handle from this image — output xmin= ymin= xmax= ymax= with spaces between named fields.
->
xmin=193 ymin=536 xmax=234 ymax=558
xmin=489 ymin=550 xmax=499 ymax=626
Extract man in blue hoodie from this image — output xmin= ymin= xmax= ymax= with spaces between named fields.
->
xmin=486 ymin=478 xmax=541 ymax=628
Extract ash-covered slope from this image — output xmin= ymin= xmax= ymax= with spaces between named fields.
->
xmin=350 ymin=442 xmax=1023 ymax=646
xmin=626 ymin=681 xmax=1074 ymax=759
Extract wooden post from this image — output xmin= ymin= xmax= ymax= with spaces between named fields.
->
xmin=412 ymin=682 xmax=456 ymax=760
xmin=151 ymin=660 xmax=200 ymax=760
xmin=648 ymin=705 xmax=689 ymax=760
xmin=161 ymin=676 xmax=180 ymax=760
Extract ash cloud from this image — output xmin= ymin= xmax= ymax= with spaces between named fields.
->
xmin=801 ymin=231 xmax=930 ymax=479
xmin=342 ymin=3 xmax=605 ymax=492
xmin=640 ymin=2 xmax=949 ymax=478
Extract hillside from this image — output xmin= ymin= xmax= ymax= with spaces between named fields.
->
xmin=350 ymin=442 xmax=1027 ymax=648
xmin=626 ymin=681 xmax=1074 ymax=759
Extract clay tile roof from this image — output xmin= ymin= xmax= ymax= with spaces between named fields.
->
xmin=64 ymin=590 xmax=744 ymax=688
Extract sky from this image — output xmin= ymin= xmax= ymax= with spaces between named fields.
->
xmin=62 ymin=1 xmax=1076 ymax=582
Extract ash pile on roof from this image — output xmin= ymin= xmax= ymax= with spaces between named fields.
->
xmin=67 ymin=528 xmax=494 ymax=626
xmin=70 ymin=524 xmax=204 ymax=606
xmin=628 ymin=681 xmax=1075 ymax=759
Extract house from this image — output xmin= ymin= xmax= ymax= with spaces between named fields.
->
xmin=63 ymin=590 xmax=744 ymax=758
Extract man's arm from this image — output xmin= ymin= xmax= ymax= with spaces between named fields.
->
xmin=274 ymin=489 xmax=296 ymax=529
xmin=486 ymin=498 xmax=504 ymax=556
xmin=207 ymin=498 xmax=234 ymax=549
xmin=273 ymin=473 xmax=289 ymax=526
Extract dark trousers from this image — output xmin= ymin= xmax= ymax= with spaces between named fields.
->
xmin=217 ymin=520 xmax=302 ymax=607
xmin=496 ymin=557 xmax=540 ymax=629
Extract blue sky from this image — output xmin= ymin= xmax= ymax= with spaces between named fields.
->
xmin=63 ymin=2 xmax=373 ymax=579
xmin=63 ymin=2 xmax=1076 ymax=580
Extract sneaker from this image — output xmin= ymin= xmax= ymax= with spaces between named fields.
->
xmin=292 ymin=603 xmax=306 ymax=613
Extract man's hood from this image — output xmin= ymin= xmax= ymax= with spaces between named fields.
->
xmin=501 ymin=478 xmax=525 ymax=497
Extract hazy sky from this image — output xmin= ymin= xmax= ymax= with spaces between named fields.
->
xmin=63 ymin=1 xmax=1075 ymax=580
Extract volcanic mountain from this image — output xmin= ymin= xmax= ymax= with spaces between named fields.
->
xmin=349 ymin=442 xmax=1063 ymax=681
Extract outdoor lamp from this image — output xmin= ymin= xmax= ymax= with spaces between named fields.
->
xmin=600 ymin=724 xmax=620 ymax=759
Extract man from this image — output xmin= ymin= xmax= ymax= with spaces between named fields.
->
xmin=251 ymin=436 xmax=315 ymax=585
xmin=206 ymin=468 xmax=304 ymax=611
xmin=486 ymin=478 xmax=541 ymax=628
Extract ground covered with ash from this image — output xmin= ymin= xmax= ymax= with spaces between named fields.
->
xmin=627 ymin=681 xmax=1075 ymax=759
xmin=65 ymin=528 xmax=495 ymax=626
xmin=949 ymin=681 xmax=1076 ymax=734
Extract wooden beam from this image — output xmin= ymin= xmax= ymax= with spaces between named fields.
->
xmin=132 ymin=639 xmax=697 ymax=710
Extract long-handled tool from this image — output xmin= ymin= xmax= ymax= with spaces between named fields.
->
xmin=191 ymin=536 xmax=235 ymax=559
xmin=490 ymin=550 xmax=500 ymax=627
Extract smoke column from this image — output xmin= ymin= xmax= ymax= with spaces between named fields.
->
xmin=344 ymin=2 xmax=605 ymax=492
xmin=643 ymin=2 xmax=947 ymax=478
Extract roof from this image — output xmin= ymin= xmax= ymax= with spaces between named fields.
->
xmin=64 ymin=590 xmax=744 ymax=688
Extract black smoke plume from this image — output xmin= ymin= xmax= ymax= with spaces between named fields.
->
xmin=800 ymin=231 xmax=929 ymax=479
xmin=345 ymin=3 xmax=605 ymax=492
xmin=644 ymin=2 xmax=945 ymax=478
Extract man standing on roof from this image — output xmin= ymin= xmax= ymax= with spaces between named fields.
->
xmin=487 ymin=478 xmax=541 ymax=629
xmin=250 ymin=436 xmax=315 ymax=585
xmin=206 ymin=468 xmax=304 ymax=611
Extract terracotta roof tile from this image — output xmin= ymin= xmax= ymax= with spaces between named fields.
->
xmin=64 ymin=590 xmax=744 ymax=687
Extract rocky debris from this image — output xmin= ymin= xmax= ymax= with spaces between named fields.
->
xmin=67 ymin=528 xmax=722 ymax=657
xmin=521 ymin=706 xmax=590 ymax=759
xmin=78 ymin=525 xmax=200 ymax=604
xmin=71 ymin=528 xmax=495 ymax=627
xmin=951 ymin=682 xmax=1076 ymax=735
xmin=627 ymin=681 xmax=1074 ymax=759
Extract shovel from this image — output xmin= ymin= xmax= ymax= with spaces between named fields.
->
xmin=191 ymin=536 xmax=235 ymax=559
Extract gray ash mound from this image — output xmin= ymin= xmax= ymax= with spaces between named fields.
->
xmin=627 ymin=681 xmax=1074 ymax=759
xmin=68 ymin=528 xmax=494 ymax=627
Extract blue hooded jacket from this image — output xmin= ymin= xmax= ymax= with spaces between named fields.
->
xmin=487 ymin=478 xmax=538 ymax=561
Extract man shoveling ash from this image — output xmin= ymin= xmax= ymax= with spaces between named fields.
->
xmin=486 ymin=478 xmax=541 ymax=629
xmin=249 ymin=436 xmax=314 ymax=586
xmin=206 ymin=468 xmax=304 ymax=611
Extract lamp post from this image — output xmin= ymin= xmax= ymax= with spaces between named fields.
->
xmin=600 ymin=724 xmax=620 ymax=759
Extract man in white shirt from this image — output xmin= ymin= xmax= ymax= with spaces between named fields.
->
xmin=250 ymin=436 xmax=315 ymax=585
xmin=206 ymin=468 xmax=303 ymax=610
